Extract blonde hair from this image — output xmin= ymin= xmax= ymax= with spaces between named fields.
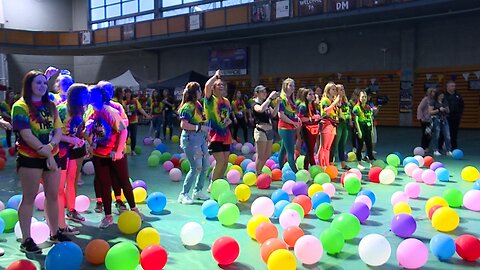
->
xmin=322 ymin=82 xmax=337 ymax=99
xmin=280 ymin=78 xmax=295 ymax=99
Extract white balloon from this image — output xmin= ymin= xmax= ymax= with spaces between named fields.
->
xmin=358 ymin=234 xmax=391 ymax=266
xmin=180 ymin=222 xmax=203 ymax=246
xmin=14 ymin=217 xmax=38 ymax=239
xmin=251 ymin=197 xmax=274 ymax=217
xmin=379 ymin=169 xmax=395 ymax=185
xmin=31 ymin=221 xmax=50 ymax=244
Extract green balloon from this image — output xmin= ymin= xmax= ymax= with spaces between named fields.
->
xmin=331 ymin=213 xmax=360 ymax=240
xmin=0 ymin=209 xmax=18 ymax=232
xmin=314 ymin=173 xmax=331 ymax=185
xmin=105 ymin=242 xmax=140 ymax=270
xmin=372 ymin=160 xmax=386 ymax=169
xmin=147 ymin=155 xmax=160 ymax=167
xmin=385 ymin=165 xmax=398 ymax=176
xmin=211 ymin=179 xmax=230 ymax=201
xmin=442 ymin=188 xmax=464 ymax=208
xmin=217 ymin=203 xmax=240 ymax=226
xmin=315 ymin=203 xmax=334 ymax=221
xmin=296 ymin=170 xmax=309 ymax=183
xmin=261 ymin=166 xmax=272 ymax=177
xmin=159 ymin=152 xmax=172 ymax=164
xmin=151 ymin=150 xmax=162 ymax=158
xmin=320 ymin=228 xmax=345 ymax=255
xmin=181 ymin=159 xmax=190 ymax=174
xmin=134 ymin=146 xmax=142 ymax=154
xmin=296 ymin=155 xmax=305 ymax=170
xmin=309 ymin=165 xmax=324 ymax=179
xmin=218 ymin=190 xmax=238 ymax=206
xmin=226 ymin=163 xmax=233 ymax=175
xmin=386 ymin=154 xmax=401 ymax=167
xmin=344 ymin=178 xmax=361 ymax=195
xmin=284 ymin=203 xmax=304 ymax=220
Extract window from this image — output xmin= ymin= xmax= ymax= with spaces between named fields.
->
xmin=91 ymin=7 xmax=105 ymax=21
xmin=91 ymin=0 xmax=104 ymax=8
xmin=222 ymin=0 xmax=252 ymax=7
xmin=116 ymin=16 xmax=135 ymax=25
xmin=163 ymin=7 xmax=189 ymax=17
xmin=162 ymin=0 xmax=182 ymax=8
xmin=106 ymin=4 xmax=121 ymax=17
xmin=106 ymin=0 xmax=120 ymax=4
xmin=122 ymin=0 xmax=139 ymax=15
xmin=140 ymin=0 xmax=155 ymax=11
xmin=136 ymin=13 xmax=155 ymax=22
xmin=192 ymin=2 xmax=221 ymax=12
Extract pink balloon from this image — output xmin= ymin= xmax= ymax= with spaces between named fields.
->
xmin=209 ymin=155 xmax=216 ymax=165
xmin=412 ymin=168 xmax=424 ymax=182
xmin=322 ymin=183 xmax=336 ymax=198
xmin=251 ymin=197 xmax=274 ymax=217
xmin=396 ymin=238 xmax=428 ymax=269
xmin=404 ymin=163 xmax=419 ymax=177
xmin=294 ymin=235 xmax=323 ymax=265
xmin=463 ymin=190 xmax=480 ymax=211
xmin=227 ymin=170 xmax=241 ymax=184
xmin=38 ymin=183 xmax=44 ymax=193
xmin=391 ymin=191 xmax=409 ymax=206
xmin=180 ymin=153 xmax=187 ymax=159
xmin=169 ymin=168 xmax=182 ymax=182
xmin=246 ymin=162 xmax=257 ymax=172
xmin=31 ymin=222 xmax=50 ymax=244
xmin=235 ymin=143 xmax=242 ymax=151
xmin=421 ymin=169 xmax=437 ymax=185
xmin=413 ymin=155 xmax=424 ymax=167
xmin=34 ymin=192 xmax=45 ymax=211
xmin=75 ymin=195 xmax=90 ymax=212
xmin=252 ymin=153 xmax=257 ymax=162
xmin=282 ymin=180 xmax=295 ymax=195
xmin=279 ymin=209 xmax=301 ymax=229
xmin=404 ymin=182 xmax=421 ymax=198
xmin=265 ymin=159 xmax=276 ymax=169
xmin=163 ymin=161 xmax=174 ymax=172
xmin=348 ymin=168 xmax=362 ymax=180
xmin=355 ymin=195 xmax=372 ymax=209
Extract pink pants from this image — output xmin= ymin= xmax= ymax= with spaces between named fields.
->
xmin=318 ymin=123 xmax=336 ymax=167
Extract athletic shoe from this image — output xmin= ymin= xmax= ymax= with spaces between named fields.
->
xmin=99 ymin=215 xmax=113 ymax=229
xmin=178 ymin=193 xmax=193 ymax=204
xmin=115 ymin=200 xmax=128 ymax=214
xmin=433 ymin=151 xmax=442 ymax=156
xmin=20 ymin=237 xmax=42 ymax=254
xmin=357 ymin=164 xmax=366 ymax=171
xmin=193 ymin=191 xmax=209 ymax=200
xmin=66 ymin=209 xmax=85 ymax=222
xmin=94 ymin=202 xmax=103 ymax=213
xmin=60 ymin=225 xmax=80 ymax=235
xmin=446 ymin=151 xmax=452 ymax=156
xmin=49 ymin=230 xmax=72 ymax=243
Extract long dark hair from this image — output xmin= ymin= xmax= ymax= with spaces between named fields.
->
xmin=124 ymin=88 xmax=133 ymax=101
xmin=22 ymin=70 xmax=55 ymax=124
xmin=67 ymin=84 xmax=88 ymax=117
xmin=152 ymin=89 xmax=162 ymax=102
xmin=114 ymin=87 xmax=124 ymax=101
xmin=5 ymin=90 xmax=14 ymax=104
xmin=177 ymin=82 xmax=200 ymax=113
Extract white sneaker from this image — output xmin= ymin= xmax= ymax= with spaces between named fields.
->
xmin=178 ymin=193 xmax=193 ymax=204
xmin=207 ymin=181 xmax=213 ymax=193
xmin=433 ymin=151 xmax=442 ymax=156
xmin=193 ymin=191 xmax=209 ymax=201
xmin=357 ymin=164 xmax=366 ymax=171
xmin=446 ymin=151 xmax=452 ymax=156
xmin=373 ymin=150 xmax=378 ymax=155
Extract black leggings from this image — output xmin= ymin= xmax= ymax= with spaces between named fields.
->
xmin=233 ymin=117 xmax=248 ymax=143
xmin=356 ymin=122 xmax=375 ymax=161
xmin=127 ymin=123 xmax=138 ymax=151
xmin=301 ymin=126 xmax=317 ymax=169
xmin=420 ymin=121 xmax=431 ymax=149
xmin=163 ymin=112 xmax=174 ymax=139
xmin=92 ymin=155 xmax=135 ymax=215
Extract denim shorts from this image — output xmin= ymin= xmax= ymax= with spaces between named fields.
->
xmin=180 ymin=130 xmax=208 ymax=150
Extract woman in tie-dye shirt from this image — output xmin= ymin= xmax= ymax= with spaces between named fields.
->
xmin=231 ymin=90 xmax=248 ymax=143
xmin=331 ymin=84 xmax=352 ymax=170
xmin=204 ymin=70 xmax=233 ymax=182
xmin=0 ymin=90 xmax=15 ymax=147
xmin=12 ymin=70 xmax=70 ymax=254
xmin=123 ymin=88 xmax=151 ymax=155
xmin=318 ymin=82 xmax=340 ymax=167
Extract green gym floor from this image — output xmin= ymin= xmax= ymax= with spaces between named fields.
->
xmin=0 ymin=126 xmax=478 ymax=270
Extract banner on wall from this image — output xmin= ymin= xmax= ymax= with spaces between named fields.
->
xmin=251 ymin=2 xmax=271 ymax=23
xmin=399 ymin=80 xmax=413 ymax=113
xmin=275 ymin=0 xmax=291 ymax=19
xmin=189 ymin=14 xmax=202 ymax=31
xmin=208 ymin=48 xmax=248 ymax=76
xmin=298 ymin=0 xmax=324 ymax=16
xmin=329 ymin=0 xmax=357 ymax=12
xmin=123 ymin=24 xmax=135 ymax=40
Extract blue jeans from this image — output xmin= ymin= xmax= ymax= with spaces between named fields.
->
xmin=431 ymin=117 xmax=451 ymax=152
xmin=152 ymin=116 xmax=163 ymax=138
xmin=180 ymin=130 xmax=209 ymax=194
xmin=278 ymin=129 xmax=297 ymax=173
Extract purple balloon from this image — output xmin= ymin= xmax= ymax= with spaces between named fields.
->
xmin=349 ymin=202 xmax=370 ymax=223
xmin=132 ymin=180 xmax=147 ymax=191
xmin=429 ymin=162 xmax=444 ymax=171
xmin=391 ymin=214 xmax=416 ymax=238
xmin=292 ymin=182 xmax=308 ymax=196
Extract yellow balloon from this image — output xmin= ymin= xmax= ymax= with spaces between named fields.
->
xmin=111 ymin=190 xmax=126 ymax=202
xmin=347 ymin=152 xmax=357 ymax=162
xmin=133 ymin=187 xmax=147 ymax=203
xmin=125 ymin=145 xmax=132 ymax=154
xmin=234 ymin=184 xmax=251 ymax=202
xmin=230 ymin=165 xmax=243 ymax=175
xmin=461 ymin=166 xmax=479 ymax=182
xmin=166 ymin=127 xmax=170 ymax=134
xmin=393 ymin=202 xmax=412 ymax=215
xmin=272 ymin=143 xmax=280 ymax=153
xmin=267 ymin=249 xmax=296 ymax=270
xmin=171 ymin=135 xmax=179 ymax=143
xmin=308 ymin=184 xmax=324 ymax=198
xmin=136 ymin=227 xmax=160 ymax=250
xmin=118 ymin=211 xmax=142 ymax=234
xmin=247 ymin=215 xmax=270 ymax=239
xmin=432 ymin=207 xmax=459 ymax=232
xmin=229 ymin=154 xmax=238 ymax=164
xmin=243 ymin=172 xmax=257 ymax=186
xmin=126 ymin=137 xmax=131 ymax=145
xmin=425 ymin=196 xmax=448 ymax=216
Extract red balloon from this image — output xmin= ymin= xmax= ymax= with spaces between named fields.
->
xmin=140 ymin=244 xmax=168 ymax=270
xmin=283 ymin=226 xmax=304 ymax=247
xmin=8 ymin=147 xmax=16 ymax=156
xmin=234 ymin=156 xmax=245 ymax=166
xmin=212 ymin=236 xmax=240 ymax=265
xmin=256 ymin=174 xmax=272 ymax=189
xmin=7 ymin=260 xmax=36 ymax=270
xmin=170 ymin=157 xmax=180 ymax=168
xmin=271 ymin=169 xmax=282 ymax=181
xmin=428 ymin=205 xmax=443 ymax=220
xmin=368 ymin=167 xmax=382 ymax=183
xmin=455 ymin=235 xmax=480 ymax=262
xmin=292 ymin=195 xmax=312 ymax=216
xmin=423 ymin=156 xmax=434 ymax=167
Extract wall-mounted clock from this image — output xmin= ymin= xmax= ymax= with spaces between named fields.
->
xmin=318 ymin=42 xmax=329 ymax=55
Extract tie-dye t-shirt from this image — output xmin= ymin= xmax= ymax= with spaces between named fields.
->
xmin=320 ymin=97 xmax=337 ymax=119
xmin=179 ymin=101 xmax=205 ymax=125
xmin=150 ymin=99 xmax=164 ymax=116
xmin=278 ymin=95 xmax=297 ymax=130
xmin=338 ymin=101 xmax=352 ymax=120
xmin=84 ymin=105 xmax=125 ymax=157
xmin=231 ymin=99 xmax=246 ymax=118
xmin=0 ymin=101 xmax=12 ymax=122
xmin=352 ymin=104 xmax=373 ymax=123
xmin=124 ymin=98 xmax=142 ymax=124
xmin=58 ymin=103 xmax=85 ymax=158
xmin=204 ymin=95 xmax=233 ymax=144
xmin=48 ymin=92 xmax=64 ymax=106
xmin=12 ymin=98 xmax=62 ymax=158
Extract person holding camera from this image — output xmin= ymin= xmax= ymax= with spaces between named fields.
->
xmin=331 ymin=84 xmax=352 ymax=170
xmin=353 ymin=89 xmax=375 ymax=170
xmin=318 ymin=82 xmax=340 ymax=167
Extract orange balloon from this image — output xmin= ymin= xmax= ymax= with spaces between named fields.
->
xmin=260 ymin=238 xmax=288 ymax=263
xmin=255 ymin=222 xmax=278 ymax=244
xmin=325 ymin=165 xmax=339 ymax=179
xmin=85 ymin=239 xmax=110 ymax=265
xmin=271 ymin=169 xmax=282 ymax=181
xmin=424 ymin=156 xmax=434 ymax=167
xmin=292 ymin=195 xmax=312 ymax=216
xmin=235 ymin=156 xmax=246 ymax=166
xmin=283 ymin=226 xmax=304 ymax=247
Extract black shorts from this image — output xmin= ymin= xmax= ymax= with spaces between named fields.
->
xmin=57 ymin=155 xmax=68 ymax=170
xmin=68 ymin=145 xmax=87 ymax=160
xmin=208 ymin=141 xmax=230 ymax=154
xmin=17 ymin=154 xmax=60 ymax=172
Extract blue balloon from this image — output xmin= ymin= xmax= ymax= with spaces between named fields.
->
xmin=403 ymin=156 xmax=419 ymax=167
xmin=202 ymin=200 xmax=219 ymax=219
xmin=270 ymin=156 xmax=279 ymax=164
xmin=311 ymin=192 xmax=331 ymax=209
xmin=272 ymin=152 xmax=279 ymax=157
xmin=281 ymin=163 xmax=291 ymax=172
xmin=172 ymin=153 xmax=182 ymax=160
xmin=435 ymin=168 xmax=450 ymax=182
xmin=7 ymin=195 xmax=22 ymax=210
xmin=240 ymin=159 xmax=253 ymax=171
xmin=156 ymin=143 xmax=167 ymax=153
xmin=271 ymin=189 xmax=290 ymax=204
xmin=452 ymin=149 xmax=464 ymax=160
xmin=473 ymin=180 xmax=480 ymax=190
xmin=146 ymin=192 xmax=167 ymax=213
xmin=282 ymin=170 xmax=296 ymax=182
xmin=393 ymin=151 xmax=404 ymax=163
xmin=1 ymin=138 xmax=6 ymax=148
xmin=245 ymin=169 xmax=256 ymax=174
xmin=45 ymin=242 xmax=83 ymax=270
xmin=358 ymin=190 xmax=376 ymax=205
xmin=430 ymin=234 xmax=456 ymax=261
xmin=273 ymin=200 xmax=290 ymax=218
xmin=0 ymin=217 xmax=4 ymax=236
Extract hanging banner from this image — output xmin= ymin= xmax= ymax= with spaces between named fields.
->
xmin=208 ymin=48 xmax=248 ymax=76
xmin=437 ymin=74 xmax=444 ymax=82
xmin=474 ymin=71 xmax=480 ymax=79
xmin=329 ymin=0 xmax=357 ymax=12
xmin=274 ymin=0 xmax=291 ymax=19
xmin=425 ymin=74 xmax=432 ymax=81
xmin=298 ymin=0 xmax=324 ymax=16
xmin=189 ymin=14 xmax=202 ymax=31
xmin=251 ymin=2 xmax=271 ymax=22
xmin=370 ymin=78 xmax=377 ymax=85
xmin=462 ymin=72 xmax=470 ymax=81
xmin=337 ymin=73 xmax=342 ymax=80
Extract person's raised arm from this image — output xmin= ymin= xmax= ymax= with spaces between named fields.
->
xmin=204 ymin=70 xmax=221 ymax=99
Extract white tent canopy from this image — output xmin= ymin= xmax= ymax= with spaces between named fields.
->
xmin=107 ymin=70 xmax=141 ymax=91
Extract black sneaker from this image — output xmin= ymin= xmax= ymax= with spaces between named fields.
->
xmin=20 ymin=237 xmax=42 ymax=254
xmin=115 ymin=200 xmax=127 ymax=214
xmin=66 ymin=209 xmax=85 ymax=222
xmin=60 ymin=225 xmax=80 ymax=235
xmin=94 ymin=202 xmax=103 ymax=213
xmin=49 ymin=230 xmax=72 ymax=243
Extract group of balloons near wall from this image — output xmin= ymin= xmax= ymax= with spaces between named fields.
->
xmin=1 ymin=135 xmax=480 ymax=270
